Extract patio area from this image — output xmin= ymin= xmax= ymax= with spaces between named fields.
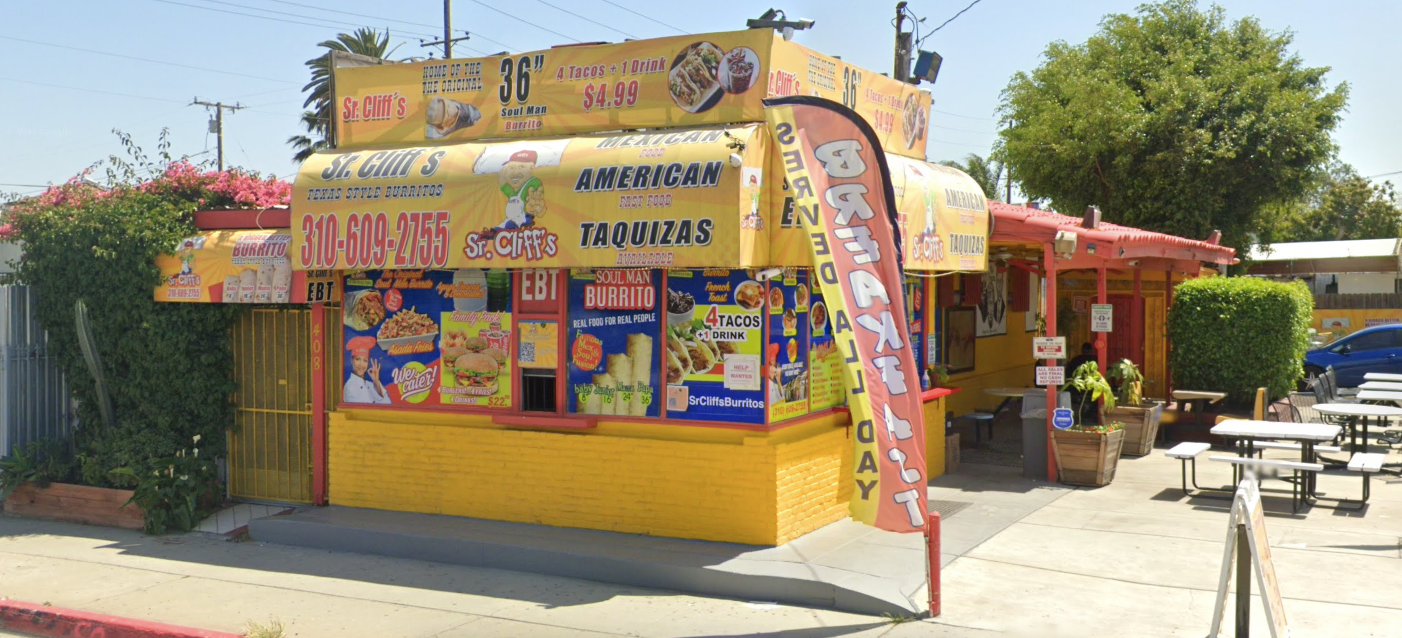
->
xmin=930 ymin=442 xmax=1402 ymax=637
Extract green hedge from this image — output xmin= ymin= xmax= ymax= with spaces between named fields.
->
xmin=1167 ymin=277 xmax=1312 ymax=405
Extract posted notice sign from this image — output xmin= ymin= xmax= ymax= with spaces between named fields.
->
xmin=1091 ymin=304 xmax=1113 ymax=333
xmin=1036 ymin=365 xmax=1065 ymax=386
xmin=1033 ymin=337 xmax=1066 ymax=360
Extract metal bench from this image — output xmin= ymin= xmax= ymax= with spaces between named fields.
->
xmin=1344 ymin=452 xmax=1386 ymax=509
xmin=1209 ymin=456 xmax=1323 ymax=513
xmin=1165 ymin=442 xmax=1216 ymax=496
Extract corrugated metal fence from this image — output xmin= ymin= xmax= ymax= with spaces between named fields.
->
xmin=0 ymin=285 xmax=75 ymax=457
xmin=1315 ymin=293 xmax=1402 ymax=309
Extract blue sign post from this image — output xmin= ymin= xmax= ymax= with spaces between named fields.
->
xmin=1052 ymin=408 xmax=1075 ymax=430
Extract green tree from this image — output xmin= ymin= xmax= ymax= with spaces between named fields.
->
xmin=288 ymin=28 xmax=398 ymax=163
xmin=1275 ymin=167 xmax=1401 ymax=242
xmin=996 ymin=0 xmax=1347 ymax=248
xmin=939 ymin=153 xmax=1004 ymax=202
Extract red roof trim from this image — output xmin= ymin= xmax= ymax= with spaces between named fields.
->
xmin=192 ymin=208 xmax=290 ymax=230
xmin=988 ymin=202 xmax=1236 ymax=265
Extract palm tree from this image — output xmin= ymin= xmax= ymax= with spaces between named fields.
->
xmin=288 ymin=28 xmax=399 ymax=163
xmin=939 ymin=153 xmax=1004 ymax=202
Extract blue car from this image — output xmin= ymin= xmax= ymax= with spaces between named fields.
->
xmin=1303 ymin=324 xmax=1402 ymax=387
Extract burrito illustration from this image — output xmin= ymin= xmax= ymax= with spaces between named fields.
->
xmin=254 ymin=263 xmax=274 ymax=303
xmin=238 ymin=268 xmax=257 ymax=303
xmin=426 ymin=96 xmax=482 ymax=139
xmin=222 ymin=275 xmax=240 ymax=303
xmin=271 ymin=262 xmax=292 ymax=303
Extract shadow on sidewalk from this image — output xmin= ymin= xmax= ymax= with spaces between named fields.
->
xmin=0 ymin=514 xmax=624 ymax=609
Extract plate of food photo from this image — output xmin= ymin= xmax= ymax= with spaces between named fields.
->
xmin=344 ymin=290 xmax=385 ymax=331
xmin=734 ymin=280 xmax=764 ymax=311
xmin=668 ymin=42 xmax=724 ymax=113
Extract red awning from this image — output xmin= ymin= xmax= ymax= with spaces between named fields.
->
xmin=989 ymin=202 xmax=1236 ymax=266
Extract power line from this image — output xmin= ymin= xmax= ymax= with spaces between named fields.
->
xmin=593 ymin=0 xmax=687 ymax=34
xmin=933 ymin=108 xmax=994 ymax=121
xmin=1366 ymin=170 xmax=1402 ymax=179
xmin=191 ymin=0 xmax=440 ymax=38
xmin=256 ymin=0 xmax=518 ymax=50
xmin=924 ymin=0 xmax=984 ymax=39
xmin=0 ymin=183 xmax=49 ymax=188
xmin=463 ymin=0 xmax=582 ymax=43
xmin=0 ymin=35 xmax=299 ymax=85
xmin=0 ymin=76 xmax=186 ymax=104
xmin=931 ymin=123 xmax=995 ymax=135
xmin=532 ymin=0 xmax=637 ymax=39
xmin=151 ymin=0 xmax=423 ymax=43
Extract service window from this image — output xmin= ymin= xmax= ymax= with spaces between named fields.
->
xmin=516 ymin=269 xmax=563 ymax=413
xmin=566 ymin=269 xmax=661 ymax=417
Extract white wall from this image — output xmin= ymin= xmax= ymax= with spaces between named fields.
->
xmin=1338 ymin=273 xmax=1398 ymax=294
xmin=0 ymin=242 xmax=19 ymax=275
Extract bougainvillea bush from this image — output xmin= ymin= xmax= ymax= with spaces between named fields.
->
xmin=2 ymin=140 xmax=289 ymax=531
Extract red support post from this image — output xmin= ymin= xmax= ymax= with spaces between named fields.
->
xmin=1096 ymin=265 xmax=1108 ymax=374
xmin=926 ymin=511 xmax=941 ymax=617
xmin=1044 ymin=243 xmax=1058 ymax=482
xmin=310 ymin=302 xmax=328 ymax=506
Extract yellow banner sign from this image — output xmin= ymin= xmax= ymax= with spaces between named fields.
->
xmin=292 ymin=124 xmax=768 ymax=270
xmin=155 ymin=230 xmax=328 ymax=303
xmin=333 ymin=30 xmax=929 ymax=160
xmin=768 ymin=154 xmax=989 ymax=271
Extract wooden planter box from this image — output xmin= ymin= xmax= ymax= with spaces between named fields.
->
xmin=1051 ymin=428 xmax=1125 ymax=487
xmin=2 ymin=483 xmax=143 ymax=530
xmin=1105 ymin=403 xmax=1163 ymax=457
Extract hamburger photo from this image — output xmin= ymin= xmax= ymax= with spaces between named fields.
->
xmin=454 ymin=352 xmax=500 ymax=395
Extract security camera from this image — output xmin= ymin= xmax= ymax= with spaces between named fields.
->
xmin=729 ymin=153 xmax=743 ymax=168
xmin=753 ymin=267 xmax=783 ymax=282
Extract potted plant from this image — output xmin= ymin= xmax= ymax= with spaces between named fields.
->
xmin=1050 ymin=362 xmax=1125 ymax=487
xmin=927 ymin=363 xmax=951 ymax=388
xmin=1104 ymin=358 xmax=1164 ymax=456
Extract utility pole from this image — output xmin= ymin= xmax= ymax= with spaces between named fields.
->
xmin=420 ymin=0 xmax=471 ymax=59
xmin=192 ymin=98 xmax=244 ymax=172
xmin=893 ymin=2 xmax=912 ymax=82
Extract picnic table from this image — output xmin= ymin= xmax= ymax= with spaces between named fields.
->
xmin=1314 ymin=402 xmax=1402 ymax=476
xmin=1364 ymin=372 xmax=1402 ymax=382
xmin=1356 ymin=389 xmax=1402 ymax=405
xmin=1358 ymin=381 xmax=1402 ymax=391
xmin=1173 ymin=390 xmax=1227 ymax=425
xmin=983 ymin=387 xmax=1038 ymax=419
xmin=1210 ymin=419 xmax=1341 ymax=497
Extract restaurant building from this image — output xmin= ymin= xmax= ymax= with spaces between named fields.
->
xmin=149 ymin=29 xmax=991 ymax=546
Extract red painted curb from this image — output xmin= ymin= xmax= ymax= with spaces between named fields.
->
xmin=0 ymin=599 xmax=242 ymax=638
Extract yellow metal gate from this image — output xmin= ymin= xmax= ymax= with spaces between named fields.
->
xmin=230 ymin=309 xmax=313 ymax=503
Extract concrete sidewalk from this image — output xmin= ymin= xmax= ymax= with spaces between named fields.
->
xmin=4 ymin=448 xmax=1401 ymax=636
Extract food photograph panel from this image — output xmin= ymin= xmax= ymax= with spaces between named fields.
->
xmin=664 ymin=269 xmax=765 ymax=424
xmin=342 ymin=270 xmax=513 ymax=409
xmin=566 ymin=269 xmax=662 ymax=417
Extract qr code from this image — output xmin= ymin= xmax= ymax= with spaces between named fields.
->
xmin=519 ymin=342 xmax=535 ymax=363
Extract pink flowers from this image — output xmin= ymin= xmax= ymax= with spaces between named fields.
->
xmin=139 ymin=161 xmax=292 ymax=209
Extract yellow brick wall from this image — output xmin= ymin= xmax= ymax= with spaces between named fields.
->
xmin=923 ymin=397 xmax=946 ymax=478
xmin=328 ymin=409 xmax=856 ymax=546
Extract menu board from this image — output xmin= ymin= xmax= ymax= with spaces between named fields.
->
xmin=341 ymin=269 xmax=513 ymax=409
xmin=808 ymin=286 xmax=843 ymax=411
xmin=664 ymin=269 xmax=765 ymax=424
xmin=767 ymin=269 xmax=809 ymax=422
xmin=566 ymin=269 xmax=661 ymax=417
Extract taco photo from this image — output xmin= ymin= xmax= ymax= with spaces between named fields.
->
xmin=668 ymin=42 xmax=723 ymax=113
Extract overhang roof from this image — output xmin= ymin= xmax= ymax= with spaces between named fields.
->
xmin=1247 ymin=238 xmax=1400 ymax=262
xmin=988 ymin=202 xmax=1237 ymax=266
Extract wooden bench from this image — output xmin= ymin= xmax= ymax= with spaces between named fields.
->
xmin=1209 ymin=456 xmax=1324 ymax=513
xmin=1344 ymin=452 xmax=1386 ymax=509
xmin=1165 ymin=442 xmax=1215 ymax=496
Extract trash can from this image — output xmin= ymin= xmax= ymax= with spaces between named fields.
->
xmin=1021 ymin=390 xmax=1071 ymax=480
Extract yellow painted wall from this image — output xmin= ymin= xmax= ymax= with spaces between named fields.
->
xmin=328 ymin=409 xmax=858 ymax=546
xmin=945 ymin=316 xmax=1037 ymax=417
xmin=923 ymin=398 xmax=947 ymax=477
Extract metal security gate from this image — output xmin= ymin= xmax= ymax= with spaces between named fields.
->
xmin=229 ymin=308 xmax=313 ymax=503
xmin=0 ymin=285 xmax=74 ymax=457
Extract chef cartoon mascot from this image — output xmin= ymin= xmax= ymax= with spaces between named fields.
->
xmin=343 ymin=336 xmax=391 ymax=404
xmin=494 ymin=149 xmax=545 ymax=232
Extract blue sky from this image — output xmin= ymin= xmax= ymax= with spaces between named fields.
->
xmin=2 ymin=0 xmax=1397 ymax=198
